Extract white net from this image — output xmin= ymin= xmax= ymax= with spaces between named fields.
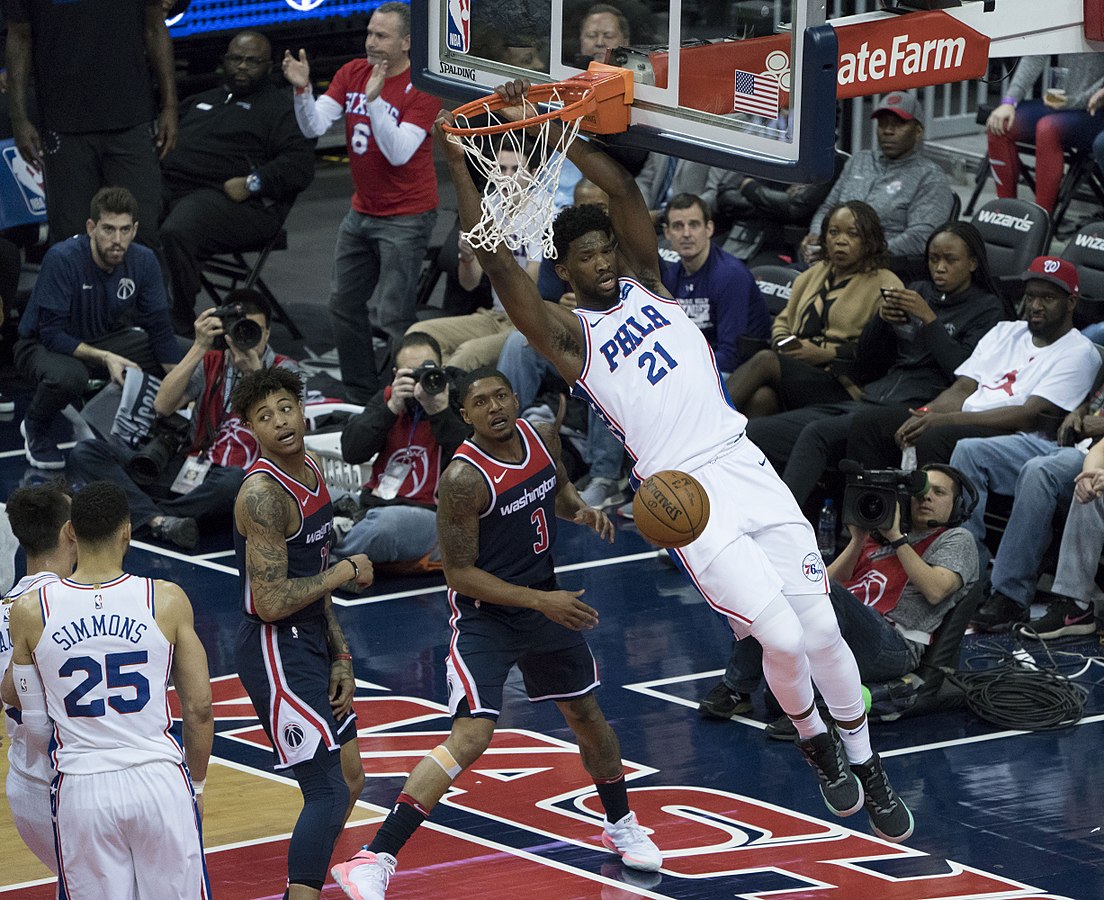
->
xmin=449 ymin=87 xmax=586 ymax=260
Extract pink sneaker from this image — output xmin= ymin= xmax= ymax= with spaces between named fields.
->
xmin=601 ymin=811 xmax=662 ymax=872
xmin=331 ymin=849 xmax=396 ymax=900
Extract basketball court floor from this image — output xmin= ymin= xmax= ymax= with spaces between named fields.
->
xmin=0 ymin=402 xmax=1102 ymax=899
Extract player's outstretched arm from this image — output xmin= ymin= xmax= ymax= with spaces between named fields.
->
xmin=235 ymin=475 xmax=371 ymax=622
xmin=434 ymin=112 xmax=584 ymax=382
xmin=155 ymin=581 xmax=213 ymax=792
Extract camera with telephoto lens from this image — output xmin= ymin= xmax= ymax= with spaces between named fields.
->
xmin=413 ymin=361 xmax=448 ymax=396
xmin=129 ymin=413 xmax=193 ymax=486
xmin=839 ymin=459 xmax=928 ymax=533
xmin=211 ymin=302 xmax=264 ymax=352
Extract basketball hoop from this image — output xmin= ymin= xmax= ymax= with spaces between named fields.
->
xmin=440 ymin=64 xmax=634 ymax=258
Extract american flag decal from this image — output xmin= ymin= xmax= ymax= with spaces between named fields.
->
xmin=733 ymin=69 xmax=780 ymax=119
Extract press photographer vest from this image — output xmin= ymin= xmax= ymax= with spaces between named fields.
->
xmin=844 ymin=529 xmax=945 ymax=616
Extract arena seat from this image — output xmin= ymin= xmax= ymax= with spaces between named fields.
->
xmin=971 ymin=197 xmax=1050 ymax=316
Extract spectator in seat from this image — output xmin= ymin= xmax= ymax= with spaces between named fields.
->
xmin=700 ymin=465 xmax=979 ymax=726
xmin=846 ymin=256 xmax=1101 ymax=470
xmin=748 ymin=221 xmax=1005 ymax=507
xmin=159 ymin=30 xmax=315 ymax=333
xmin=987 ymin=53 xmax=1104 ymax=215
xmin=334 ymin=332 xmax=470 ymax=569
xmin=15 ymin=187 xmax=182 ymax=470
xmin=727 ymin=201 xmax=900 ymax=418
xmin=283 ymin=2 xmax=439 ymax=402
xmin=66 ymin=290 xmax=297 ymax=551
xmin=951 ymin=383 xmax=1104 ymax=633
xmin=406 ymin=145 xmax=543 ymax=372
xmin=1012 ymin=437 xmax=1104 ymax=640
xmin=5 ymin=0 xmax=177 ymax=247
xmin=574 ymin=3 xmax=630 ymax=66
xmin=801 ymin=92 xmax=954 ymax=265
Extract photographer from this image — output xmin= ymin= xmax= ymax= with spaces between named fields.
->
xmin=67 ymin=290 xmax=297 ymax=550
xmin=335 ymin=333 xmax=470 ymax=568
xmin=699 ymin=465 xmax=979 ymax=725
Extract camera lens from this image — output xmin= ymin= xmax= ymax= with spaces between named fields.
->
xmin=418 ymin=368 xmax=447 ymax=396
xmin=857 ymin=491 xmax=886 ymax=526
xmin=229 ymin=317 xmax=263 ymax=351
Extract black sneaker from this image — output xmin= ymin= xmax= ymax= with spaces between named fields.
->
xmin=151 ymin=516 xmax=198 ymax=551
xmin=1015 ymin=598 xmax=1096 ymax=640
xmin=850 ymin=754 xmax=914 ymax=842
xmin=21 ymin=418 xmax=64 ymax=470
xmin=0 ymin=392 xmax=14 ymax=414
xmin=971 ymin=591 xmax=1029 ymax=633
xmin=698 ymin=681 xmax=753 ymax=720
xmin=764 ymin=714 xmax=798 ymax=741
xmin=796 ymin=729 xmax=863 ymax=818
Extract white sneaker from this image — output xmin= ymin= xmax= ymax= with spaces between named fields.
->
xmin=578 ymin=476 xmax=626 ymax=510
xmin=601 ymin=811 xmax=662 ymax=872
xmin=331 ymin=849 xmax=396 ymax=900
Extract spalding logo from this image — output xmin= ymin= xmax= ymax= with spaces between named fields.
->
xmin=802 ymin=552 xmax=825 ymax=582
xmin=1043 ymin=259 xmax=1060 ymax=273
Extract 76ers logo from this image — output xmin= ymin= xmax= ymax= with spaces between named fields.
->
xmin=802 ymin=552 xmax=825 ymax=582
xmin=446 ymin=0 xmax=471 ymax=53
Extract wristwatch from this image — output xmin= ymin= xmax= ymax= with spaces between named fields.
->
xmin=888 ymin=534 xmax=910 ymax=550
xmin=246 ymin=172 xmax=263 ymax=194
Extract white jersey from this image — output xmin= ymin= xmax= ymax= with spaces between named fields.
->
xmin=33 ymin=574 xmax=183 ymax=775
xmin=2 ymin=571 xmax=60 ymax=784
xmin=573 ymin=276 xmax=749 ymax=479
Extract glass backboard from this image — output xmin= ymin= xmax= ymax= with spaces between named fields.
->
xmin=411 ymin=1 xmax=838 ymax=183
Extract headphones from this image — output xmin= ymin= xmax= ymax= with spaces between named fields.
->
xmin=920 ymin=463 xmax=979 ymax=528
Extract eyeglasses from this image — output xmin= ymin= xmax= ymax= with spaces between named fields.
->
xmin=224 ymin=53 xmax=268 ymax=68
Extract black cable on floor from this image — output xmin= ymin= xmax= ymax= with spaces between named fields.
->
xmin=943 ymin=638 xmax=1090 ymax=731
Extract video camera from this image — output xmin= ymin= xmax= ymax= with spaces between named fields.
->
xmin=211 ymin=302 xmax=264 ymax=352
xmin=413 ymin=361 xmax=449 ymax=396
xmin=129 ymin=412 xmax=193 ymax=486
xmin=839 ymin=459 xmax=928 ymax=533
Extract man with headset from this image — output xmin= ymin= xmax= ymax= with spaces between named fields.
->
xmin=700 ymin=464 xmax=980 ymax=723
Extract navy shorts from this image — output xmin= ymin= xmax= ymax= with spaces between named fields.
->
xmin=235 ymin=617 xmax=357 ymax=769
xmin=445 ymin=582 xmax=599 ymax=719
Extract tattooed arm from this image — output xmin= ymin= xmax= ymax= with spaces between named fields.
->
xmin=437 ymin=460 xmax=600 ymax=630
xmin=323 ymin=596 xmax=355 ymax=718
xmin=535 ymin=422 xmax=615 ymax=543
xmin=235 ymin=474 xmax=371 ymax=622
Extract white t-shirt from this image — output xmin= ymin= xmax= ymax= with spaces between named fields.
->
xmin=955 ymin=321 xmax=1100 ymax=414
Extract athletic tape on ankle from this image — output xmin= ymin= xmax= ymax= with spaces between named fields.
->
xmin=429 ymin=745 xmax=461 ymax=779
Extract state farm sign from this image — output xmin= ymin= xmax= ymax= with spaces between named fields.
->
xmin=834 ymin=10 xmax=990 ymax=99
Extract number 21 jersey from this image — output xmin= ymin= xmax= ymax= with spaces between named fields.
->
xmin=573 ymin=277 xmax=749 ymax=479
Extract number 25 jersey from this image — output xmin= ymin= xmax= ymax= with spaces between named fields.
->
xmin=572 ymin=277 xmax=749 ymax=480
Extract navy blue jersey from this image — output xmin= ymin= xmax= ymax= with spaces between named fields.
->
xmin=451 ymin=419 xmax=557 ymax=601
xmin=235 ymin=455 xmax=334 ymax=624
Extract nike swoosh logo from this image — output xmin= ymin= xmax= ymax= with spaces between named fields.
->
xmin=758 ymin=458 xmax=767 ymax=466
xmin=493 ymin=472 xmax=506 ymax=484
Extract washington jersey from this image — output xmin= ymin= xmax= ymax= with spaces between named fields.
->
xmin=235 ymin=455 xmax=333 ymax=624
xmin=573 ymin=276 xmax=748 ymax=480
xmin=32 ymin=575 xmax=181 ymax=775
xmin=2 ymin=572 xmax=61 ymax=784
xmin=451 ymin=419 xmax=558 ymax=602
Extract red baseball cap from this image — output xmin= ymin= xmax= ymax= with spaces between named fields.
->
xmin=1021 ymin=256 xmax=1080 ymax=295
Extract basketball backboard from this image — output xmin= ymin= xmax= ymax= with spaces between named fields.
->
xmin=411 ymin=1 xmax=839 ymax=183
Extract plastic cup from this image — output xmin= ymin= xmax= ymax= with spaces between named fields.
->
xmin=1045 ymin=66 xmax=1070 ymax=105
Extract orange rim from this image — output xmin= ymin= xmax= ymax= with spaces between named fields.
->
xmin=441 ymin=82 xmax=598 ymax=137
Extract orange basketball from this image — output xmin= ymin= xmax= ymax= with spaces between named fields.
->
xmin=632 ymin=470 xmax=710 ymax=548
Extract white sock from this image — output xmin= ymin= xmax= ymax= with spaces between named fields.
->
xmin=837 ymin=715 xmax=872 ymax=765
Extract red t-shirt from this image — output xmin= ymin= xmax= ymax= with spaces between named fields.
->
xmin=324 ymin=60 xmax=439 ymax=217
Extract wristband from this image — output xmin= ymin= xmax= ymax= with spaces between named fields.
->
xmin=333 ymin=653 xmax=353 ymax=662
xmin=888 ymin=534 xmax=910 ymax=550
xmin=294 ymin=84 xmax=311 ymax=96
xmin=192 ymin=778 xmax=206 ymax=795
xmin=339 ymin=556 xmax=359 ymax=581
xmin=1000 ymin=95 xmax=1018 ymax=108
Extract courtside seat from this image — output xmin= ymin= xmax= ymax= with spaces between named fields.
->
xmin=971 ymin=198 xmax=1050 ymax=316
xmin=1060 ymin=222 xmax=1104 ymax=325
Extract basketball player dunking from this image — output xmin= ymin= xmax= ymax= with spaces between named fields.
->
xmin=432 ymin=81 xmax=914 ymax=844
xmin=332 ymin=368 xmax=660 ymax=899
xmin=6 ymin=481 xmax=213 ymax=899
xmin=230 ymin=367 xmax=374 ymax=900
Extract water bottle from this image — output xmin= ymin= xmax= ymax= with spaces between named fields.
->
xmin=817 ymin=499 xmax=837 ymax=561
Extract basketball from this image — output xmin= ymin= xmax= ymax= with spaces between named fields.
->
xmin=632 ymin=470 xmax=710 ymax=548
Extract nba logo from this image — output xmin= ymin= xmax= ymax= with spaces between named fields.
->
xmin=2 ymin=146 xmax=45 ymax=215
xmin=446 ymin=0 xmax=471 ymax=53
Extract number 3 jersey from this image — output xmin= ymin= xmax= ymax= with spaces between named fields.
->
xmin=450 ymin=419 xmax=558 ymax=609
xmin=573 ymin=277 xmax=749 ymax=480
xmin=31 ymin=574 xmax=182 ymax=775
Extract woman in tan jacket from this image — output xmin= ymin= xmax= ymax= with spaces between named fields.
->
xmin=726 ymin=201 xmax=903 ymax=417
